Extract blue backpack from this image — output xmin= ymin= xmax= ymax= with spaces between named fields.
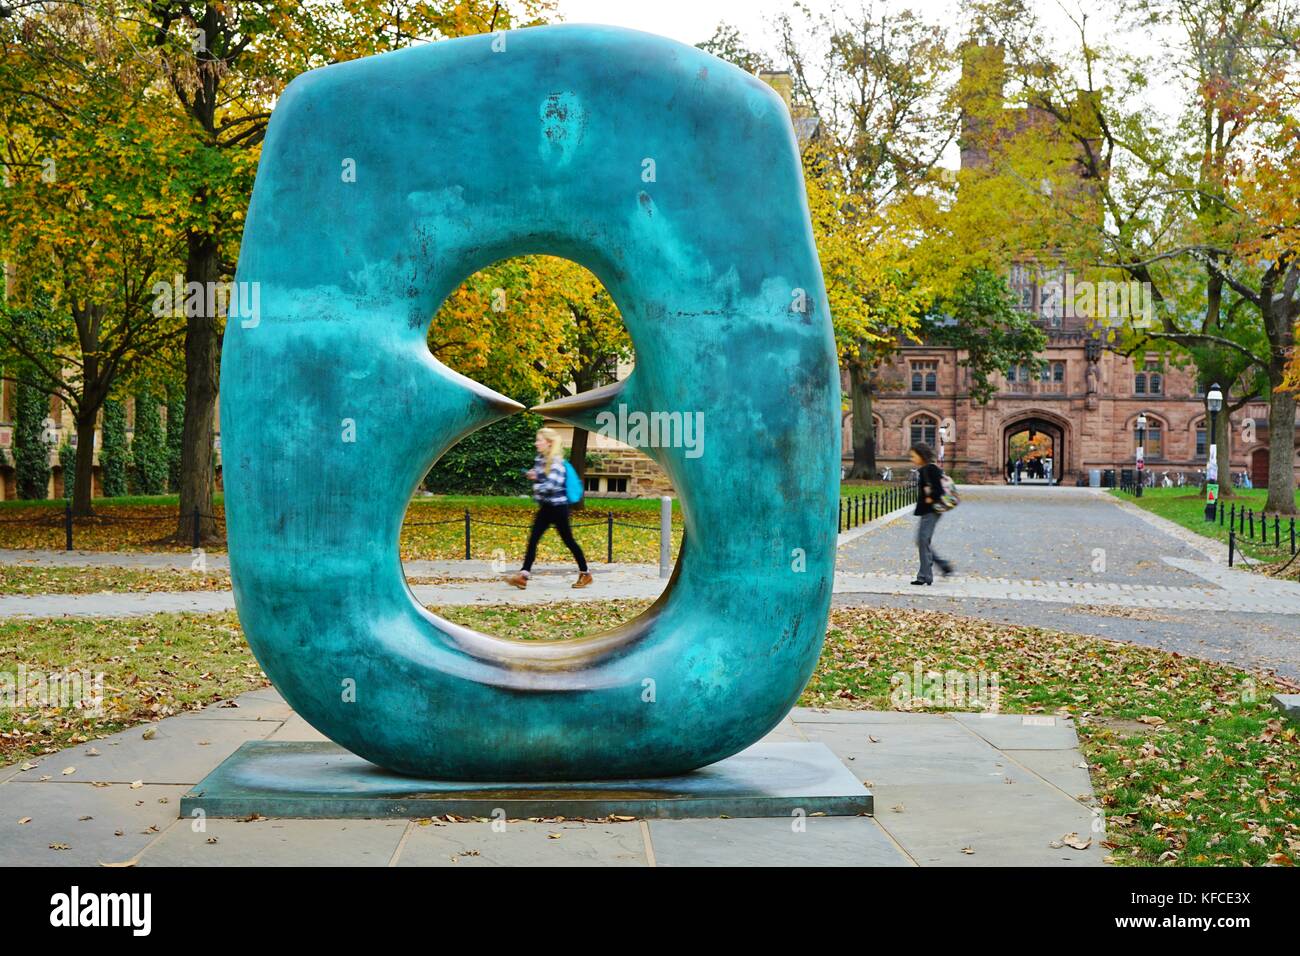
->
xmin=563 ymin=461 xmax=584 ymax=505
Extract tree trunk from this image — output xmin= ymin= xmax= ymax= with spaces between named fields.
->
xmin=177 ymin=230 xmax=222 ymax=541
xmin=72 ymin=408 xmax=97 ymax=517
xmin=1265 ymin=378 xmax=1296 ymax=514
xmin=847 ymin=360 xmax=876 ymax=479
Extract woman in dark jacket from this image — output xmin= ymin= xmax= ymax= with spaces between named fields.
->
xmin=909 ymin=442 xmax=954 ymax=585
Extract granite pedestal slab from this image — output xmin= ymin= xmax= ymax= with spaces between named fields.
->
xmin=180 ymin=741 xmax=872 ymax=820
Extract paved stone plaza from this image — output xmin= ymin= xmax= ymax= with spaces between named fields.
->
xmin=0 ymin=687 xmax=1102 ymax=867
xmin=1 ymin=486 xmax=1295 ymax=866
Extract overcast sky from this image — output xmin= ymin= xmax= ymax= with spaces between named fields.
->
xmin=552 ymin=0 xmax=1186 ymax=129
xmin=554 ymin=0 xmax=1099 ymax=51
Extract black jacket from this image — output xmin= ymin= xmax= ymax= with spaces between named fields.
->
xmin=915 ymin=463 xmax=945 ymax=516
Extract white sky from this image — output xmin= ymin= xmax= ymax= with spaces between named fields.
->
xmin=553 ymin=0 xmax=1186 ymax=133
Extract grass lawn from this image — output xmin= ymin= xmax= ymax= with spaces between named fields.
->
xmin=1110 ymin=486 xmax=1300 ymax=569
xmin=0 ymin=493 xmax=686 ymax=563
xmin=2 ymin=601 xmax=1295 ymax=866
xmin=0 ymin=483 xmax=901 ymax=561
xmin=0 ymin=565 xmax=231 ymax=595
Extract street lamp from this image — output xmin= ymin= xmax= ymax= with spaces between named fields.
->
xmin=938 ymin=422 xmax=949 ymax=464
xmin=1135 ymin=412 xmax=1147 ymax=498
xmin=1205 ymin=383 xmax=1223 ymax=521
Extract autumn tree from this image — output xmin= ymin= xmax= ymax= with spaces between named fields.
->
xmin=777 ymin=4 xmax=961 ymax=478
xmin=0 ymin=4 xmax=186 ymax=514
xmin=137 ymin=0 xmax=551 ymax=538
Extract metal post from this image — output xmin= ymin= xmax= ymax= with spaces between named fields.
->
xmin=837 ymin=499 xmax=842 ymax=534
xmin=192 ymin=506 xmax=200 ymax=549
xmin=1219 ymin=499 xmax=1224 ymax=526
xmin=1275 ymin=515 xmax=1281 ymax=548
xmin=1229 ymin=529 xmax=1235 ymax=567
xmin=463 ymin=509 xmax=471 ymax=560
xmin=659 ymin=496 xmax=672 ymax=579
xmin=607 ymin=511 xmax=614 ymax=563
xmin=64 ymin=502 xmax=72 ymax=551
xmin=1291 ymin=518 xmax=1296 ymax=556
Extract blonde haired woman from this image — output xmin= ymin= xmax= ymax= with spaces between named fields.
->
xmin=504 ymin=428 xmax=592 ymax=589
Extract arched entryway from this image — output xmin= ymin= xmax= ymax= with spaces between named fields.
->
xmin=1002 ymin=412 xmax=1071 ymax=485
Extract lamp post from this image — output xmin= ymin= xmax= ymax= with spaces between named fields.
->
xmin=1205 ymin=383 xmax=1223 ymax=521
xmin=938 ymin=422 xmax=949 ymax=465
xmin=1135 ymin=412 xmax=1147 ymax=498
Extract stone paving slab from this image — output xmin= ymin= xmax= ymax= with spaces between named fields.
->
xmin=7 ymin=717 xmax=280 ymax=786
xmin=395 ymin=820 xmax=648 ymax=867
xmin=138 ymin=818 xmax=408 ymax=866
xmin=869 ymin=782 xmax=1105 ymax=866
xmin=797 ymin=719 xmax=1042 ymax=789
xmin=0 ymin=781 xmax=190 ymax=867
xmin=1002 ymin=749 xmax=1096 ymax=799
xmin=951 ymin=713 xmax=1082 ymax=751
xmin=1274 ymin=694 xmax=1300 ymax=723
xmin=647 ymin=817 xmax=909 ymax=867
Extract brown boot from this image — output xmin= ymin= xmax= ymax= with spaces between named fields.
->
xmin=573 ymin=572 xmax=593 ymax=589
xmin=504 ymin=572 xmax=528 ymax=589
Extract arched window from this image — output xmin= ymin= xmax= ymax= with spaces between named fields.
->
xmin=909 ymin=414 xmax=938 ymax=449
xmin=1052 ymin=361 xmax=1065 ymax=382
xmin=1195 ymin=422 xmax=1207 ymax=459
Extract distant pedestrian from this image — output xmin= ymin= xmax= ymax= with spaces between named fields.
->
xmin=1005 ymin=457 xmax=1013 ymax=483
xmin=1014 ymin=458 xmax=1023 ymax=484
xmin=504 ymin=428 xmax=592 ymax=590
xmin=909 ymin=443 xmax=954 ymax=586
xmin=1044 ymin=457 xmax=1053 ymax=484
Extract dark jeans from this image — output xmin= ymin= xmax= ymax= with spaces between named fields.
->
xmin=916 ymin=512 xmax=946 ymax=582
xmin=522 ymin=503 xmax=588 ymax=572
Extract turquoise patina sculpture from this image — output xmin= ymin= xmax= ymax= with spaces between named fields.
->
xmin=220 ymin=24 xmax=839 ymax=780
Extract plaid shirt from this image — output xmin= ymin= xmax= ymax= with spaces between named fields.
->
xmin=532 ymin=455 xmax=569 ymax=506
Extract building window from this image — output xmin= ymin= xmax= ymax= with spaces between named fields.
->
xmin=1136 ymin=422 xmax=1164 ymax=460
xmin=1052 ymin=361 xmax=1065 ymax=382
xmin=1195 ymin=425 xmax=1207 ymax=459
xmin=1135 ymin=360 xmax=1162 ymax=396
xmin=910 ymin=360 xmax=938 ymax=394
xmin=910 ymin=415 xmax=937 ymax=448
xmin=1039 ymin=267 xmax=1064 ymax=327
xmin=583 ymin=475 xmax=629 ymax=495
xmin=1009 ymin=262 xmax=1035 ymax=312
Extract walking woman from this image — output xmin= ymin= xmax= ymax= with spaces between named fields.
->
xmin=909 ymin=442 xmax=953 ymax=585
xmin=504 ymin=428 xmax=592 ymax=589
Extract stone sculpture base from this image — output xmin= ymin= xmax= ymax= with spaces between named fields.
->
xmin=181 ymin=741 xmax=872 ymax=820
